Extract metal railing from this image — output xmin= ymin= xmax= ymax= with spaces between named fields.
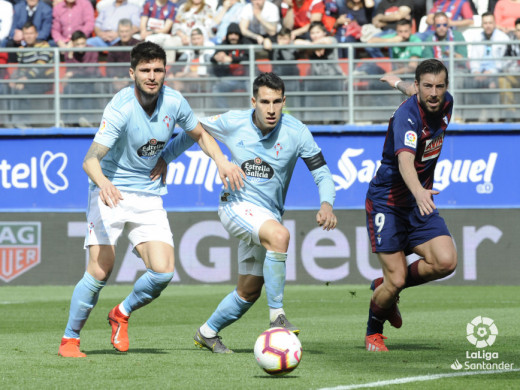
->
xmin=1 ymin=40 xmax=519 ymax=128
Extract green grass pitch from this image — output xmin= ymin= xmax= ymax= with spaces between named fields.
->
xmin=0 ymin=284 xmax=518 ymax=389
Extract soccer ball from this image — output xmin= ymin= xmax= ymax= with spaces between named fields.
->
xmin=253 ymin=327 xmax=302 ymax=376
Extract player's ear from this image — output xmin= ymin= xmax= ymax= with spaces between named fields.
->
xmin=251 ymin=96 xmax=256 ymax=108
xmin=129 ymin=67 xmax=135 ymax=81
xmin=282 ymin=96 xmax=286 ymax=107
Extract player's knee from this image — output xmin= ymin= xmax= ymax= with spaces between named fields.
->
xmin=268 ymin=226 xmax=290 ymax=252
xmin=434 ymin=253 xmax=457 ymax=277
xmin=385 ymin=276 xmax=406 ymax=295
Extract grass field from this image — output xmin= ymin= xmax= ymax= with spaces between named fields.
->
xmin=1 ymin=284 xmax=518 ymax=389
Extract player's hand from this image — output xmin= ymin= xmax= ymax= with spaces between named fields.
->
xmin=316 ymin=202 xmax=337 ymax=231
xmin=98 ymin=180 xmax=124 ymax=208
xmin=216 ymin=159 xmax=245 ymax=191
xmin=414 ymin=188 xmax=439 ymax=216
xmin=150 ymin=157 xmax=168 ymax=184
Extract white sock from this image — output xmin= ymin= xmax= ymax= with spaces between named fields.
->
xmin=200 ymin=322 xmax=217 ymax=338
xmin=118 ymin=302 xmax=129 ymax=316
xmin=269 ymin=308 xmax=285 ymax=323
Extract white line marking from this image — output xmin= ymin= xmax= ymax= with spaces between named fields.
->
xmin=317 ymin=369 xmax=520 ymax=390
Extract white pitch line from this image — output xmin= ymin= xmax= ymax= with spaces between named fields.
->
xmin=317 ymin=369 xmax=520 ymax=390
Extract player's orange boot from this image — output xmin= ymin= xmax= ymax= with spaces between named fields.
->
xmin=58 ymin=337 xmax=86 ymax=358
xmin=108 ymin=305 xmax=130 ymax=352
xmin=365 ymin=333 xmax=389 ymax=352
xmin=370 ymin=277 xmax=402 ymax=328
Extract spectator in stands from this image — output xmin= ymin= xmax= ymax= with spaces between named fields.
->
xmin=366 ymin=19 xmax=421 ymax=74
xmin=425 ymin=0 xmax=475 ymax=34
xmin=173 ymin=0 xmax=216 ymax=46
xmin=61 ymin=30 xmax=100 ymax=127
xmin=466 ymin=12 xmax=509 ymax=121
xmin=139 ymin=0 xmax=181 ymax=63
xmin=5 ymin=0 xmax=52 ymax=49
xmin=371 ymin=0 xmax=413 ymax=32
xmin=106 ymin=18 xmax=141 ymax=91
xmin=364 ymin=0 xmax=414 ymax=57
xmin=211 ymin=22 xmax=249 ymax=109
xmin=172 ymin=26 xmax=215 ymax=113
xmin=0 ymin=0 xmax=14 ymax=47
xmin=52 ymin=0 xmax=95 ymax=49
xmin=295 ymin=21 xmax=345 ymax=123
xmin=281 ymin=0 xmax=326 ymax=40
xmin=498 ymin=17 xmax=520 ymax=120
xmin=239 ymin=0 xmax=280 ymax=44
xmin=9 ymin=22 xmax=54 ymax=127
xmin=212 ymin=0 xmax=245 ymax=44
xmin=422 ymin=12 xmax=468 ymax=70
xmin=327 ymin=0 xmax=375 ymax=57
xmin=494 ymin=0 xmax=520 ymax=37
xmin=87 ymin=0 xmax=140 ymax=47
xmin=262 ymin=27 xmax=301 ymax=107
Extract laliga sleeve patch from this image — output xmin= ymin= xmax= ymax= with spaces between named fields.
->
xmin=404 ymin=130 xmax=417 ymax=148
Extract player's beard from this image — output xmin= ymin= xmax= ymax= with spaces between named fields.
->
xmin=419 ymin=94 xmax=444 ymax=115
xmin=135 ymin=78 xmax=163 ymax=100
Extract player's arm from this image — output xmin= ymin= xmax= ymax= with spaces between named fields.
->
xmin=380 ymin=74 xmax=416 ymax=96
xmin=188 ymin=122 xmax=246 ymax=191
xmin=151 ymin=131 xmax=196 ymax=183
xmin=83 ymin=141 xmax=123 ymax=207
xmin=397 ymin=151 xmax=439 ymax=216
xmin=303 ymin=152 xmax=337 ymax=231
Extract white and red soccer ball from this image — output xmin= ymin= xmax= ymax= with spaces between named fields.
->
xmin=254 ymin=327 xmax=302 ymax=375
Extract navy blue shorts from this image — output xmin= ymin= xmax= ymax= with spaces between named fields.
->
xmin=365 ymin=198 xmax=451 ymax=254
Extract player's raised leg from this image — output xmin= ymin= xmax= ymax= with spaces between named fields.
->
xmin=59 ymin=245 xmax=115 ymax=358
xmin=109 ymin=241 xmax=174 ymax=352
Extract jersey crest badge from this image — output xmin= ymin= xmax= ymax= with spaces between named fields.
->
xmin=208 ymin=115 xmax=221 ymax=122
xmin=163 ymin=115 xmax=172 ymax=130
xmin=274 ymin=143 xmax=283 ymax=158
xmin=404 ymin=130 xmax=417 ymax=148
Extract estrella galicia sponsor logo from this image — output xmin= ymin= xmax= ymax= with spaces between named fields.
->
xmin=450 ymin=316 xmax=515 ymax=371
xmin=137 ymin=139 xmax=166 ymax=159
xmin=0 ymin=222 xmax=41 ymax=283
xmin=241 ymin=157 xmax=274 ymax=183
xmin=0 ymin=152 xmax=69 ymax=194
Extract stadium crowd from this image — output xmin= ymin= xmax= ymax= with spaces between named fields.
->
xmin=1 ymin=0 xmax=520 ymax=125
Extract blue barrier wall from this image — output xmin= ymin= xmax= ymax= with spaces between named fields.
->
xmin=1 ymin=125 xmax=519 ymax=212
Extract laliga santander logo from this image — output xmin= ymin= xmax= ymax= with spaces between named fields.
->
xmin=466 ymin=316 xmax=498 ymax=348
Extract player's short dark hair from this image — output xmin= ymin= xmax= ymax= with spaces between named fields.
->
xmin=130 ymin=41 xmax=166 ymax=69
xmin=515 ymin=17 xmax=520 ymax=27
xmin=415 ymin=59 xmax=448 ymax=84
xmin=278 ymin=27 xmax=292 ymax=38
xmin=482 ymin=11 xmax=494 ymax=20
xmin=253 ymin=72 xmax=285 ymax=98
xmin=71 ymin=30 xmax=86 ymax=41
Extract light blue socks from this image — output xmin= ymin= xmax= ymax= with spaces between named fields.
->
xmin=263 ymin=251 xmax=287 ymax=309
xmin=122 ymin=269 xmax=174 ymax=314
xmin=64 ymin=272 xmax=106 ymax=338
xmin=206 ymin=289 xmax=253 ymax=333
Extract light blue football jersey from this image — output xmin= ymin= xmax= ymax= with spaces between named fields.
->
xmin=92 ymin=86 xmax=198 ymax=195
xmin=200 ymin=109 xmax=322 ymax=218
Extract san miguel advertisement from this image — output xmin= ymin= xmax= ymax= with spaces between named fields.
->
xmin=0 ymin=130 xmax=519 ymax=285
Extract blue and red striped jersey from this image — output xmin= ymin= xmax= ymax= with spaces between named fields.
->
xmin=367 ymin=92 xmax=453 ymax=207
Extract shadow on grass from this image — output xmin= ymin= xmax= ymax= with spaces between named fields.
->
xmin=85 ymin=348 xmax=169 ymax=355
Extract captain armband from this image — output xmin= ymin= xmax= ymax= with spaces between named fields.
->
xmin=303 ymin=152 xmax=327 ymax=171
